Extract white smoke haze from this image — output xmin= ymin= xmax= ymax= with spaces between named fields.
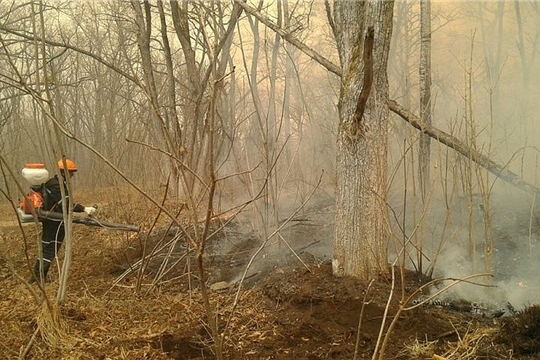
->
xmin=379 ymin=1 xmax=540 ymax=313
xmin=390 ymin=185 xmax=540 ymax=311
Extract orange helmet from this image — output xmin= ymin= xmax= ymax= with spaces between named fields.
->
xmin=57 ymin=158 xmax=78 ymax=172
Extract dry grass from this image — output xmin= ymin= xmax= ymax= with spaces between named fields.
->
xmin=400 ymin=337 xmax=439 ymax=358
xmin=36 ymin=301 xmax=76 ymax=349
xmin=442 ymin=325 xmax=499 ymax=359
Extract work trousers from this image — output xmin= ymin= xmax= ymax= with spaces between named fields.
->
xmin=32 ymin=219 xmax=65 ymax=280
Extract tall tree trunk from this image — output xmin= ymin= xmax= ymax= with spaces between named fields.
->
xmin=417 ymin=0 xmax=432 ymax=275
xmin=419 ymin=0 xmax=431 ymax=201
xmin=332 ymin=1 xmax=394 ymax=280
xmin=131 ymin=0 xmax=176 ymax=156
xmin=170 ymin=0 xmax=205 ymax=192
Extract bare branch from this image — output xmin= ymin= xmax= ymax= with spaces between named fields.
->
xmin=233 ymin=0 xmax=341 ymax=76
xmin=389 ymin=99 xmax=540 ymax=196
xmin=0 ymin=25 xmax=141 ymax=86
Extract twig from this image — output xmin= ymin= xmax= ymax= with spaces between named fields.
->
xmin=20 ymin=327 xmax=39 ymax=359
xmin=375 ymin=272 xmax=493 ymax=360
xmin=373 ymin=264 xmax=397 ymax=360
xmin=354 ymin=279 xmax=375 ymax=360
xmin=224 ymin=172 xmax=324 ymax=333
xmin=277 ymin=233 xmax=311 ymax=272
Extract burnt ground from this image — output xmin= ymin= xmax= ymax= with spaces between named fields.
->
xmin=1 ymin=193 xmax=540 ymax=359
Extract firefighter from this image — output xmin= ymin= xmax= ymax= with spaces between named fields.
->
xmin=30 ymin=159 xmax=97 ymax=284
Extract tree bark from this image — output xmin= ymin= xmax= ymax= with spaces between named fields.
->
xmin=332 ymin=1 xmax=394 ymax=280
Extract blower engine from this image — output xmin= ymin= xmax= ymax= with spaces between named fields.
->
xmin=17 ymin=163 xmax=49 ymax=222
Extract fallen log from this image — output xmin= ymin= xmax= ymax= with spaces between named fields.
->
xmin=388 ymin=99 xmax=540 ymax=197
xmin=35 ymin=209 xmax=140 ymax=232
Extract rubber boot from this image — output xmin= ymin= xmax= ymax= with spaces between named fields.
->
xmin=29 ymin=260 xmax=51 ymax=284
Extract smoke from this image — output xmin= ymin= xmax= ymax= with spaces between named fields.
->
xmin=407 ymin=187 xmax=540 ymax=311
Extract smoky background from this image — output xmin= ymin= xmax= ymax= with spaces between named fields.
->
xmin=389 ymin=1 xmax=540 ymax=309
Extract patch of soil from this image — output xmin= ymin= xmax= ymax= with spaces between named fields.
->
xmin=257 ymin=263 xmax=439 ymax=359
xmin=497 ymin=305 xmax=540 ymax=355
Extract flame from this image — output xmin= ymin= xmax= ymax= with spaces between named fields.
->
xmin=518 ymin=281 xmax=527 ymax=288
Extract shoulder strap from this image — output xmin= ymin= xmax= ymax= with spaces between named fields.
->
xmin=40 ymin=182 xmax=55 ymax=211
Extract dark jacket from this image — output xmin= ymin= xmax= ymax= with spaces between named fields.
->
xmin=43 ymin=175 xmax=85 ymax=214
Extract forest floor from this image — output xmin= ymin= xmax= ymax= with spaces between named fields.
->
xmin=1 ymin=190 xmax=540 ymax=360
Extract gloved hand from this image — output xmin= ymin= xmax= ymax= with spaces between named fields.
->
xmin=84 ymin=206 xmax=97 ymax=216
